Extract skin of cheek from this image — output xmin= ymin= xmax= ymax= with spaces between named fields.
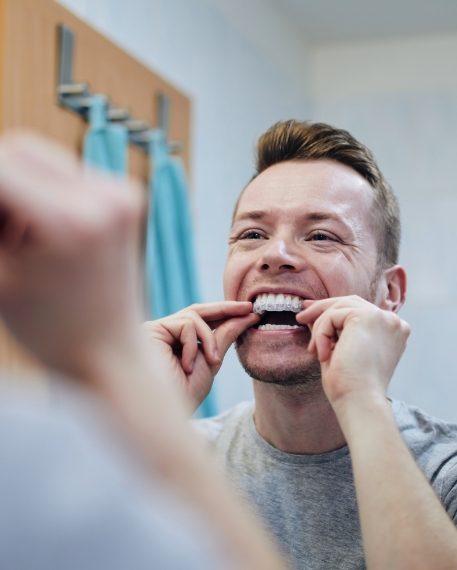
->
xmin=312 ymin=250 xmax=363 ymax=298
xmin=223 ymin=248 xmax=250 ymax=301
xmin=308 ymin=231 xmax=380 ymax=299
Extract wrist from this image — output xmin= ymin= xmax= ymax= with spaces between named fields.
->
xmin=331 ymin=388 xmax=394 ymax=444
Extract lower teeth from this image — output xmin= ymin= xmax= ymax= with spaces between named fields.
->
xmin=257 ymin=324 xmax=302 ymax=331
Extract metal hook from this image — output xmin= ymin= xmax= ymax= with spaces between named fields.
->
xmin=156 ymin=93 xmax=183 ymax=153
xmin=56 ymin=24 xmax=182 ymax=153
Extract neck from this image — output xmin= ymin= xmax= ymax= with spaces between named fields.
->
xmin=252 ymin=380 xmax=346 ymax=454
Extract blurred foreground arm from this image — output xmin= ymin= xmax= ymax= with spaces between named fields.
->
xmin=0 ymin=132 xmax=286 ymax=570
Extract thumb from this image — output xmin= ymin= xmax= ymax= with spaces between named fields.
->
xmin=214 ymin=313 xmax=260 ymax=359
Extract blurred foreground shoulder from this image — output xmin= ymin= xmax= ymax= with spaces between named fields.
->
xmin=0 ymin=380 xmax=227 ymax=570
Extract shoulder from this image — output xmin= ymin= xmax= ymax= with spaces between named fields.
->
xmin=393 ymin=399 xmax=457 ymax=447
xmin=192 ymin=401 xmax=254 ymax=444
xmin=393 ymin=399 xmax=457 ymax=492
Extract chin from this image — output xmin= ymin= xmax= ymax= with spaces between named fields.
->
xmin=235 ymin=334 xmax=321 ymax=387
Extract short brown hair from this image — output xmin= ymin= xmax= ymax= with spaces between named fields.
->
xmin=243 ymin=120 xmax=400 ymax=267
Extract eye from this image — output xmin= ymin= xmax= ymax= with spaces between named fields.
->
xmin=239 ymin=230 xmax=265 ymax=240
xmin=308 ymin=231 xmax=338 ymax=242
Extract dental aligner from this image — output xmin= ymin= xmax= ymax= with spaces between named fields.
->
xmin=253 ymin=293 xmax=303 ymax=315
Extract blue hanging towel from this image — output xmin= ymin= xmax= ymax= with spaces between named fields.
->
xmin=83 ymin=95 xmax=128 ymax=175
xmin=145 ymin=130 xmax=217 ymax=418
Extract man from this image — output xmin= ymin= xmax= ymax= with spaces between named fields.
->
xmin=146 ymin=120 xmax=457 ymax=569
xmin=0 ymin=132 xmax=286 ymax=570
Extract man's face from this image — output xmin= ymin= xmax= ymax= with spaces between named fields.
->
xmin=223 ymin=159 xmax=380 ymax=386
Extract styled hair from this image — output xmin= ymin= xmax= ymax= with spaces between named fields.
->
xmin=246 ymin=120 xmax=401 ymax=267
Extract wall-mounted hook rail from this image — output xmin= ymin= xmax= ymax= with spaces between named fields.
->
xmin=56 ymin=24 xmax=183 ymax=154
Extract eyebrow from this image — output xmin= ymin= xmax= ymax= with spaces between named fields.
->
xmin=233 ymin=210 xmax=268 ymax=223
xmin=232 ymin=209 xmax=347 ymax=226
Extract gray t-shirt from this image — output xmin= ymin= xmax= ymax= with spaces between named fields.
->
xmin=195 ymin=400 xmax=457 ymax=570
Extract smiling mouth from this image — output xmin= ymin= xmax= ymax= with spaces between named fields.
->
xmin=251 ymin=293 xmax=305 ymax=331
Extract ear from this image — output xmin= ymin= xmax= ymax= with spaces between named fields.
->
xmin=377 ymin=265 xmax=407 ymax=313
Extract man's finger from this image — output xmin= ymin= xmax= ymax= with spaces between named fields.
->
xmin=0 ymin=152 xmax=57 ymax=214
xmin=191 ymin=316 xmax=219 ymax=366
xmin=180 ymin=322 xmax=198 ymax=374
xmin=184 ymin=301 xmax=253 ymax=322
xmin=159 ymin=314 xmax=219 ymax=370
xmin=297 ymin=296 xmax=369 ymax=326
xmin=311 ymin=308 xmax=354 ymax=362
xmin=0 ymin=147 xmax=95 ymax=241
xmin=214 ymin=313 xmax=260 ymax=357
xmin=0 ymin=130 xmax=79 ymax=182
xmin=298 ymin=299 xmax=339 ymax=325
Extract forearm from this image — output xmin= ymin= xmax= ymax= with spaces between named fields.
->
xmin=334 ymin=392 xmax=457 ymax=570
xmin=73 ymin=336 xmax=286 ymax=570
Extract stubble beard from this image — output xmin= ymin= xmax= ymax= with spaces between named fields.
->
xmin=235 ymin=337 xmax=322 ymax=391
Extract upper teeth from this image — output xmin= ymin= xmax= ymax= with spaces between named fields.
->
xmin=253 ymin=293 xmax=303 ymax=315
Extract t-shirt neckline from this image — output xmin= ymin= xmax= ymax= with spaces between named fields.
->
xmin=245 ymin=406 xmax=350 ymax=465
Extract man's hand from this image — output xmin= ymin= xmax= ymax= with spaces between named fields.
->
xmin=144 ymin=302 xmax=259 ymax=410
xmin=296 ymin=295 xmax=411 ymax=410
xmin=0 ymin=131 xmax=144 ymax=380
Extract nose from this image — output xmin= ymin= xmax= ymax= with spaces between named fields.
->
xmin=257 ymin=238 xmax=306 ymax=274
